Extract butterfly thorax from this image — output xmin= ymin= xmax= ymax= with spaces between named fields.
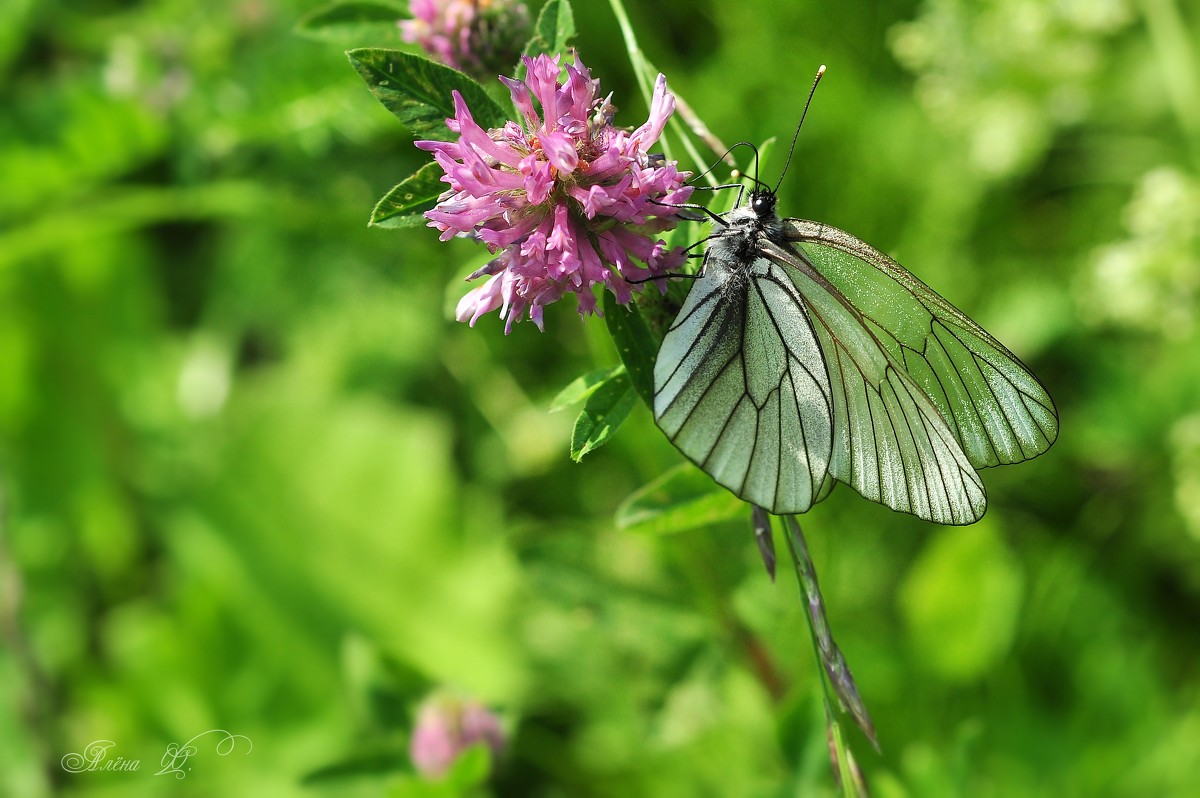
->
xmin=708 ymin=190 xmax=790 ymax=284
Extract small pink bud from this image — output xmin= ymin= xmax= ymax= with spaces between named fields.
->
xmin=401 ymin=0 xmax=531 ymax=80
xmin=410 ymin=695 xmax=506 ymax=779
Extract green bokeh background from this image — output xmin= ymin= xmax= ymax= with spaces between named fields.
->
xmin=3 ymin=0 xmax=1199 ymax=795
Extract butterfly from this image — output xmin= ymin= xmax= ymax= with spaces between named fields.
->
xmin=652 ymin=69 xmax=1058 ymax=524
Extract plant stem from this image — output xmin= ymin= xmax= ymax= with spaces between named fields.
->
xmin=639 ymin=54 xmax=724 ymax=182
xmin=606 ymin=1 xmax=656 ymax=128
xmin=609 ymin=0 xmax=746 ymax=191
xmin=783 ymin=515 xmax=876 ymax=796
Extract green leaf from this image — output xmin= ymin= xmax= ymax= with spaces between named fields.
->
xmin=570 ymin=370 xmax=637 ymax=461
xmin=617 ymin=464 xmax=746 ymax=535
xmin=370 ymin=161 xmax=445 ymax=228
xmin=347 ymin=49 xmax=508 ymax=140
xmin=551 ymin=365 xmax=626 ymax=412
xmin=385 ymin=745 xmax=490 ymax=797
xmin=296 ymin=0 xmax=407 ymax=43
xmin=604 ymin=292 xmax=658 ymax=408
xmin=444 ymin=744 xmax=492 ymax=788
xmin=517 ymin=0 xmax=576 ymax=77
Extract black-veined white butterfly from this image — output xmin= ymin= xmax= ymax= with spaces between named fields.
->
xmin=652 ymin=68 xmax=1058 ymax=524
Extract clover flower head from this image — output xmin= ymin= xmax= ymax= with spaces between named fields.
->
xmin=402 ymin=0 xmax=530 ymax=78
xmin=416 ymin=52 xmax=693 ymax=332
xmin=410 ymin=695 xmax=506 ymax=778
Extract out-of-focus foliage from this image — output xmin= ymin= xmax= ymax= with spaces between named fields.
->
xmin=1 ymin=0 xmax=1198 ymax=796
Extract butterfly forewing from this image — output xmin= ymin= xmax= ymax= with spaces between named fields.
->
xmin=783 ymin=220 xmax=1059 ymax=468
xmin=653 ymin=259 xmax=834 ymax=515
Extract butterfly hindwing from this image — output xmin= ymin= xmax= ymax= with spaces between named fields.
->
xmin=760 ymin=238 xmax=988 ymax=525
xmin=653 ymin=259 xmax=834 ymax=515
xmin=782 ymin=220 xmax=1059 ymax=469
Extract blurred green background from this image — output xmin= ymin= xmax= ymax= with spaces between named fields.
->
xmin=2 ymin=0 xmax=1199 ymax=795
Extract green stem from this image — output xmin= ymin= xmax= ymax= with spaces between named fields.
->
xmin=783 ymin=515 xmax=873 ymax=796
xmin=639 ymin=54 xmax=724 ymax=182
xmin=606 ymin=0 xmax=652 ymax=106
xmin=828 ymin=714 xmax=863 ymax=798
xmin=608 ymin=0 xmax=732 ymax=184
xmin=669 ymin=86 xmax=736 ymax=170
xmin=1140 ymin=0 xmax=1200 ymax=146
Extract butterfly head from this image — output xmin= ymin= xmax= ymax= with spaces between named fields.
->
xmin=749 ymin=189 xmax=778 ymax=221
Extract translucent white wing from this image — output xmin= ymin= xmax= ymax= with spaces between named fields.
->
xmin=782 ymin=220 xmax=1058 ymax=469
xmin=653 ymin=259 xmax=834 ymax=515
xmin=759 ymin=238 xmax=988 ymax=525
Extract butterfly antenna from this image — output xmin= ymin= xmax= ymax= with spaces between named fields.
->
xmin=773 ymin=64 xmax=826 ymax=194
xmin=689 ymin=141 xmax=758 ymax=187
xmin=740 ymin=141 xmax=770 ymax=206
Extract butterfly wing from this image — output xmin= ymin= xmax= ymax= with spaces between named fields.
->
xmin=758 ymin=237 xmax=988 ymax=525
xmin=781 ymin=220 xmax=1059 ymax=469
xmin=653 ymin=259 xmax=834 ymax=515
